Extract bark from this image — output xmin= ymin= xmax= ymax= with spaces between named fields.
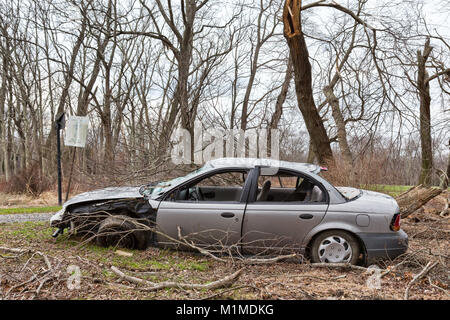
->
xmin=395 ymin=185 xmax=443 ymax=218
xmin=283 ymin=0 xmax=333 ymax=165
xmin=306 ymin=140 xmax=316 ymax=163
xmin=417 ymin=39 xmax=433 ymax=186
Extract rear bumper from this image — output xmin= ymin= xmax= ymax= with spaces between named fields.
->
xmin=357 ymin=230 xmax=408 ymax=264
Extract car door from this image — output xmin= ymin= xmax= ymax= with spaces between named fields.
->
xmin=241 ymin=168 xmax=330 ymax=255
xmin=156 ymin=169 xmax=250 ymax=250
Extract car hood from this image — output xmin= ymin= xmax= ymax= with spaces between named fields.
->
xmin=63 ymin=186 xmax=141 ymax=206
xmin=50 ymin=186 xmax=141 ymax=224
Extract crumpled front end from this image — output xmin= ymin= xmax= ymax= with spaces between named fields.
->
xmin=50 ymin=207 xmax=68 ymax=227
xmin=49 ymin=186 xmax=144 ymax=236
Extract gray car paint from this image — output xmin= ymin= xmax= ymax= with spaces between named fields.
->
xmin=156 ymin=201 xmax=245 ymax=249
xmin=242 ymin=202 xmax=329 ymax=254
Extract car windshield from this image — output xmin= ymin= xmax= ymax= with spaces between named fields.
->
xmin=146 ymin=162 xmax=214 ymax=199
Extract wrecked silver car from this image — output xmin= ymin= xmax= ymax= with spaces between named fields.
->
xmin=50 ymin=157 xmax=408 ymax=265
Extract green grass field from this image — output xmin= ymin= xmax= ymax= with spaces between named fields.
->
xmin=0 ymin=206 xmax=62 ymax=215
xmin=361 ymin=184 xmax=412 ymax=197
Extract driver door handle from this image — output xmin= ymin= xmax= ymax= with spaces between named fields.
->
xmin=221 ymin=212 xmax=235 ymax=218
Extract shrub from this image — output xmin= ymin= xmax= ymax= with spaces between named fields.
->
xmin=0 ymin=164 xmax=53 ymax=197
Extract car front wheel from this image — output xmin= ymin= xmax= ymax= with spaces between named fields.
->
xmin=310 ymin=230 xmax=360 ymax=265
xmin=96 ymin=215 xmax=147 ymax=249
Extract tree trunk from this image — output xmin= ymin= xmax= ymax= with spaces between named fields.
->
xmin=270 ymin=57 xmax=293 ymax=130
xmin=306 ymin=140 xmax=316 ymax=163
xmin=0 ymin=55 xmax=9 ymax=181
xmin=443 ymin=139 xmax=450 ymax=189
xmin=283 ymin=0 xmax=333 ymax=165
xmin=323 ymin=85 xmax=352 ymax=166
xmin=268 ymin=56 xmax=293 ymax=157
xmin=417 ymin=39 xmax=433 ymax=186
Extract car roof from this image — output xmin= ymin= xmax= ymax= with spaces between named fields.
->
xmin=205 ymin=157 xmax=322 ymax=174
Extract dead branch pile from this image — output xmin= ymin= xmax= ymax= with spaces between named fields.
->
xmin=0 ymin=245 xmax=243 ymax=299
xmin=0 ymin=246 xmax=63 ymax=299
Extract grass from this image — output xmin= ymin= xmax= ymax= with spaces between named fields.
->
xmin=0 ymin=205 xmax=61 ymax=215
xmin=360 ymin=184 xmax=412 ymax=197
xmin=4 ymin=221 xmax=53 ymax=240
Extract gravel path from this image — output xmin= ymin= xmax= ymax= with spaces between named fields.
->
xmin=0 ymin=212 xmax=53 ymax=224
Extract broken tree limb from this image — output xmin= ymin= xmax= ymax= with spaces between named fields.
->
xmin=395 ymin=185 xmax=443 ymax=218
xmin=110 ymin=266 xmax=243 ymax=292
xmin=308 ymin=262 xmax=370 ymax=272
xmin=241 ymin=253 xmax=298 ymax=265
xmin=404 ymin=261 xmax=438 ymax=299
xmin=0 ymin=246 xmax=53 ymax=271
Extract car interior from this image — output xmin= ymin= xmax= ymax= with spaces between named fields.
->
xmin=255 ymin=172 xmax=325 ymax=202
xmin=168 ymin=169 xmax=324 ymax=203
xmin=172 ymin=170 xmax=248 ymax=202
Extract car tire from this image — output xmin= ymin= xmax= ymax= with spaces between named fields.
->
xmin=310 ymin=230 xmax=360 ymax=265
xmin=96 ymin=215 xmax=147 ymax=250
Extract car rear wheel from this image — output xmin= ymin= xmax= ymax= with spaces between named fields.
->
xmin=310 ymin=230 xmax=360 ymax=265
xmin=96 ymin=215 xmax=147 ymax=249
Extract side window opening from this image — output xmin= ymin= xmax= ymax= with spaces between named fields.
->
xmin=256 ymin=171 xmax=325 ymax=203
xmin=169 ymin=170 xmax=248 ymax=202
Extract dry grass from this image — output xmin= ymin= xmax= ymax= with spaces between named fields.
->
xmin=0 ymin=191 xmax=83 ymax=208
xmin=0 ymin=216 xmax=448 ymax=300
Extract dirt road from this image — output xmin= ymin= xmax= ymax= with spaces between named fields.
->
xmin=0 ymin=212 xmax=53 ymax=224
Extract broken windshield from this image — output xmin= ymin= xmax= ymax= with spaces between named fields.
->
xmin=144 ymin=162 xmax=214 ymax=199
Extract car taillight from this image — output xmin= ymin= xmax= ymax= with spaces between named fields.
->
xmin=390 ymin=213 xmax=401 ymax=232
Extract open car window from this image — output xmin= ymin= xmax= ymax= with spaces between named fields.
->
xmin=167 ymin=170 xmax=248 ymax=202
xmin=256 ymin=171 xmax=326 ymax=203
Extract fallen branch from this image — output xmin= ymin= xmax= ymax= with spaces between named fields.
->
xmin=201 ymin=285 xmax=258 ymax=300
xmin=427 ymin=276 xmax=450 ymax=297
xmin=0 ymin=246 xmax=28 ymax=254
xmin=110 ymin=265 xmax=243 ymax=292
xmin=176 ymin=226 xmax=227 ymax=263
xmin=241 ymin=253 xmax=298 ymax=264
xmin=176 ymin=226 xmax=298 ymax=264
xmin=308 ymin=263 xmax=370 ymax=272
xmin=404 ymin=261 xmax=438 ymax=300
